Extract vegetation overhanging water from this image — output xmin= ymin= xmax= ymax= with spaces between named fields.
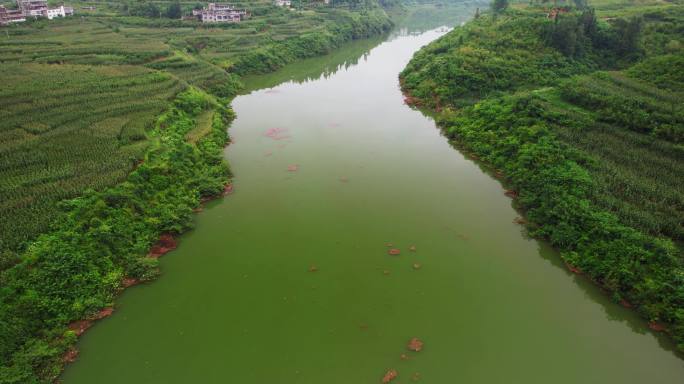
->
xmin=61 ymin=11 xmax=684 ymax=384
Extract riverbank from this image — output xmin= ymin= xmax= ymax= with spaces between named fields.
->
xmin=0 ymin=89 xmax=234 ymax=383
xmin=400 ymin=2 xmax=684 ymax=351
xmin=0 ymin=1 xmax=393 ymax=270
xmin=60 ymin=21 xmax=684 ymax=383
xmin=0 ymin=4 xmax=396 ymax=381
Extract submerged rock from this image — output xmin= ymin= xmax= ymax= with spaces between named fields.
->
xmin=382 ymin=369 xmax=398 ymax=383
xmin=287 ymin=164 xmax=299 ymax=172
xmin=407 ymin=338 xmax=423 ymax=352
xmin=409 ymin=245 xmax=416 ymax=252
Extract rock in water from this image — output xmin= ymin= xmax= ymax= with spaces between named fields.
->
xmin=407 ymin=337 xmax=423 ymax=352
xmin=388 ymin=248 xmax=401 ymax=256
xmin=382 ymin=369 xmax=398 ymax=383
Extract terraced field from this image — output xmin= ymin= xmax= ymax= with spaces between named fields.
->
xmin=541 ymin=70 xmax=684 ymax=241
xmin=0 ymin=64 xmax=184 ymax=257
xmin=0 ymin=2 xmax=392 ymax=261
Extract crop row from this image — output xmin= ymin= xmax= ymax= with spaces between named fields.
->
xmin=0 ymin=63 xmax=182 ymax=253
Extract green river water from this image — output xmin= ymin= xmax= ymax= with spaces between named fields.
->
xmin=62 ymin=11 xmax=684 ymax=384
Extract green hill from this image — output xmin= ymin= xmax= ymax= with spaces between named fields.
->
xmin=400 ymin=0 xmax=684 ymax=351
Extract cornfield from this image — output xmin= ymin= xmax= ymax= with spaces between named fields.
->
xmin=0 ymin=63 xmax=183 ymax=253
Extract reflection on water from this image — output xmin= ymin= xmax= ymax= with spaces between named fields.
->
xmin=241 ymin=3 xmax=480 ymax=93
xmin=240 ymin=35 xmax=385 ymax=93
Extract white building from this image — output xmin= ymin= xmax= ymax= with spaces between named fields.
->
xmin=46 ymin=5 xmax=74 ymax=19
xmin=192 ymin=3 xmax=248 ymax=23
xmin=274 ymin=0 xmax=292 ymax=7
xmin=10 ymin=0 xmax=74 ymax=22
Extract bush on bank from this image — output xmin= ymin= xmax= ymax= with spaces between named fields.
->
xmin=0 ymin=89 xmax=233 ymax=383
xmin=437 ymin=95 xmax=684 ymax=352
xmin=401 ymin=5 xmax=684 ymax=352
xmin=231 ymin=9 xmax=393 ymax=74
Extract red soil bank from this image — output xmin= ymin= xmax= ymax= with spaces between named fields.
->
xmin=62 ymin=348 xmax=79 ymax=363
xmin=68 ymin=307 xmax=114 ymax=336
xmin=504 ymin=189 xmax=518 ymax=198
xmin=148 ymin=234 xmax=177 ymax=258
xmin=564 ymin=261 xmax=582 ymax=275
xmin=649 ymin=321 xmax=667 ymax=332
xmin=513 ymin=217 xmax=527 ymax=225
xmin=404 ymin=95 xmax=421 ymax=106
xmin=122 ymin=277 xmax=140 ymax=288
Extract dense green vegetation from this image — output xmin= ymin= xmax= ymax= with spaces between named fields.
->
xmin=0 ymin=64 xmax=184 ymax=262
xmin=0 ymin=88 xmax=232 ymax=383
xmin=0 ymin=1 xmax=396 ymax=382
xmin=0 ymin=0 xmax=393 ymax=262
xmin=401 ymin=0 xmax=684 ymax=351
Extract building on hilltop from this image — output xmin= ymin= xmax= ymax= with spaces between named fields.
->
xmin=3 ymin=0 xmax=74 ymax=25
xmin=192 ymin=3 xmax=249 ymax=23
xmin=274 ymin=0 xmax=292 ymax=7
xmin=0 ymin=5 xmax=27 ymax=25
xmin=46 ymin=5 xmax=74 ymax=19
xmin=17 ymin=0 xmax=47 ymax=17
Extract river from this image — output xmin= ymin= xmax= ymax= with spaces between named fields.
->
xmin=62 ymin=9 xmax=684 ymax=384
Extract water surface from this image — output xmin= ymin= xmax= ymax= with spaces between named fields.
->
xmin=63 ymin=13 xmax=684 ymax=384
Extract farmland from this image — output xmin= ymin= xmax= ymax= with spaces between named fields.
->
xmin=0 ymin=1 xmax=397 ymax=382
xmin=0 ymin=64 xmax=184 ymax=260
xmin=0 ymin=1 xmax=393 ymax=262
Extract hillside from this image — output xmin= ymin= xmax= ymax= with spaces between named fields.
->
xmin=0 ymin=1 xmax=394 ymax=382
xmin=0 ymin=0 xmax=392 ymax=263
xmin=400 ymin=0 xmax=684 ymax=351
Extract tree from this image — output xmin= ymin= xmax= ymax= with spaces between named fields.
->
xmin=166 ymin=2 xmax=182 ymax=19
xmin=491 ymin=0 xmax=509 ymax=13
